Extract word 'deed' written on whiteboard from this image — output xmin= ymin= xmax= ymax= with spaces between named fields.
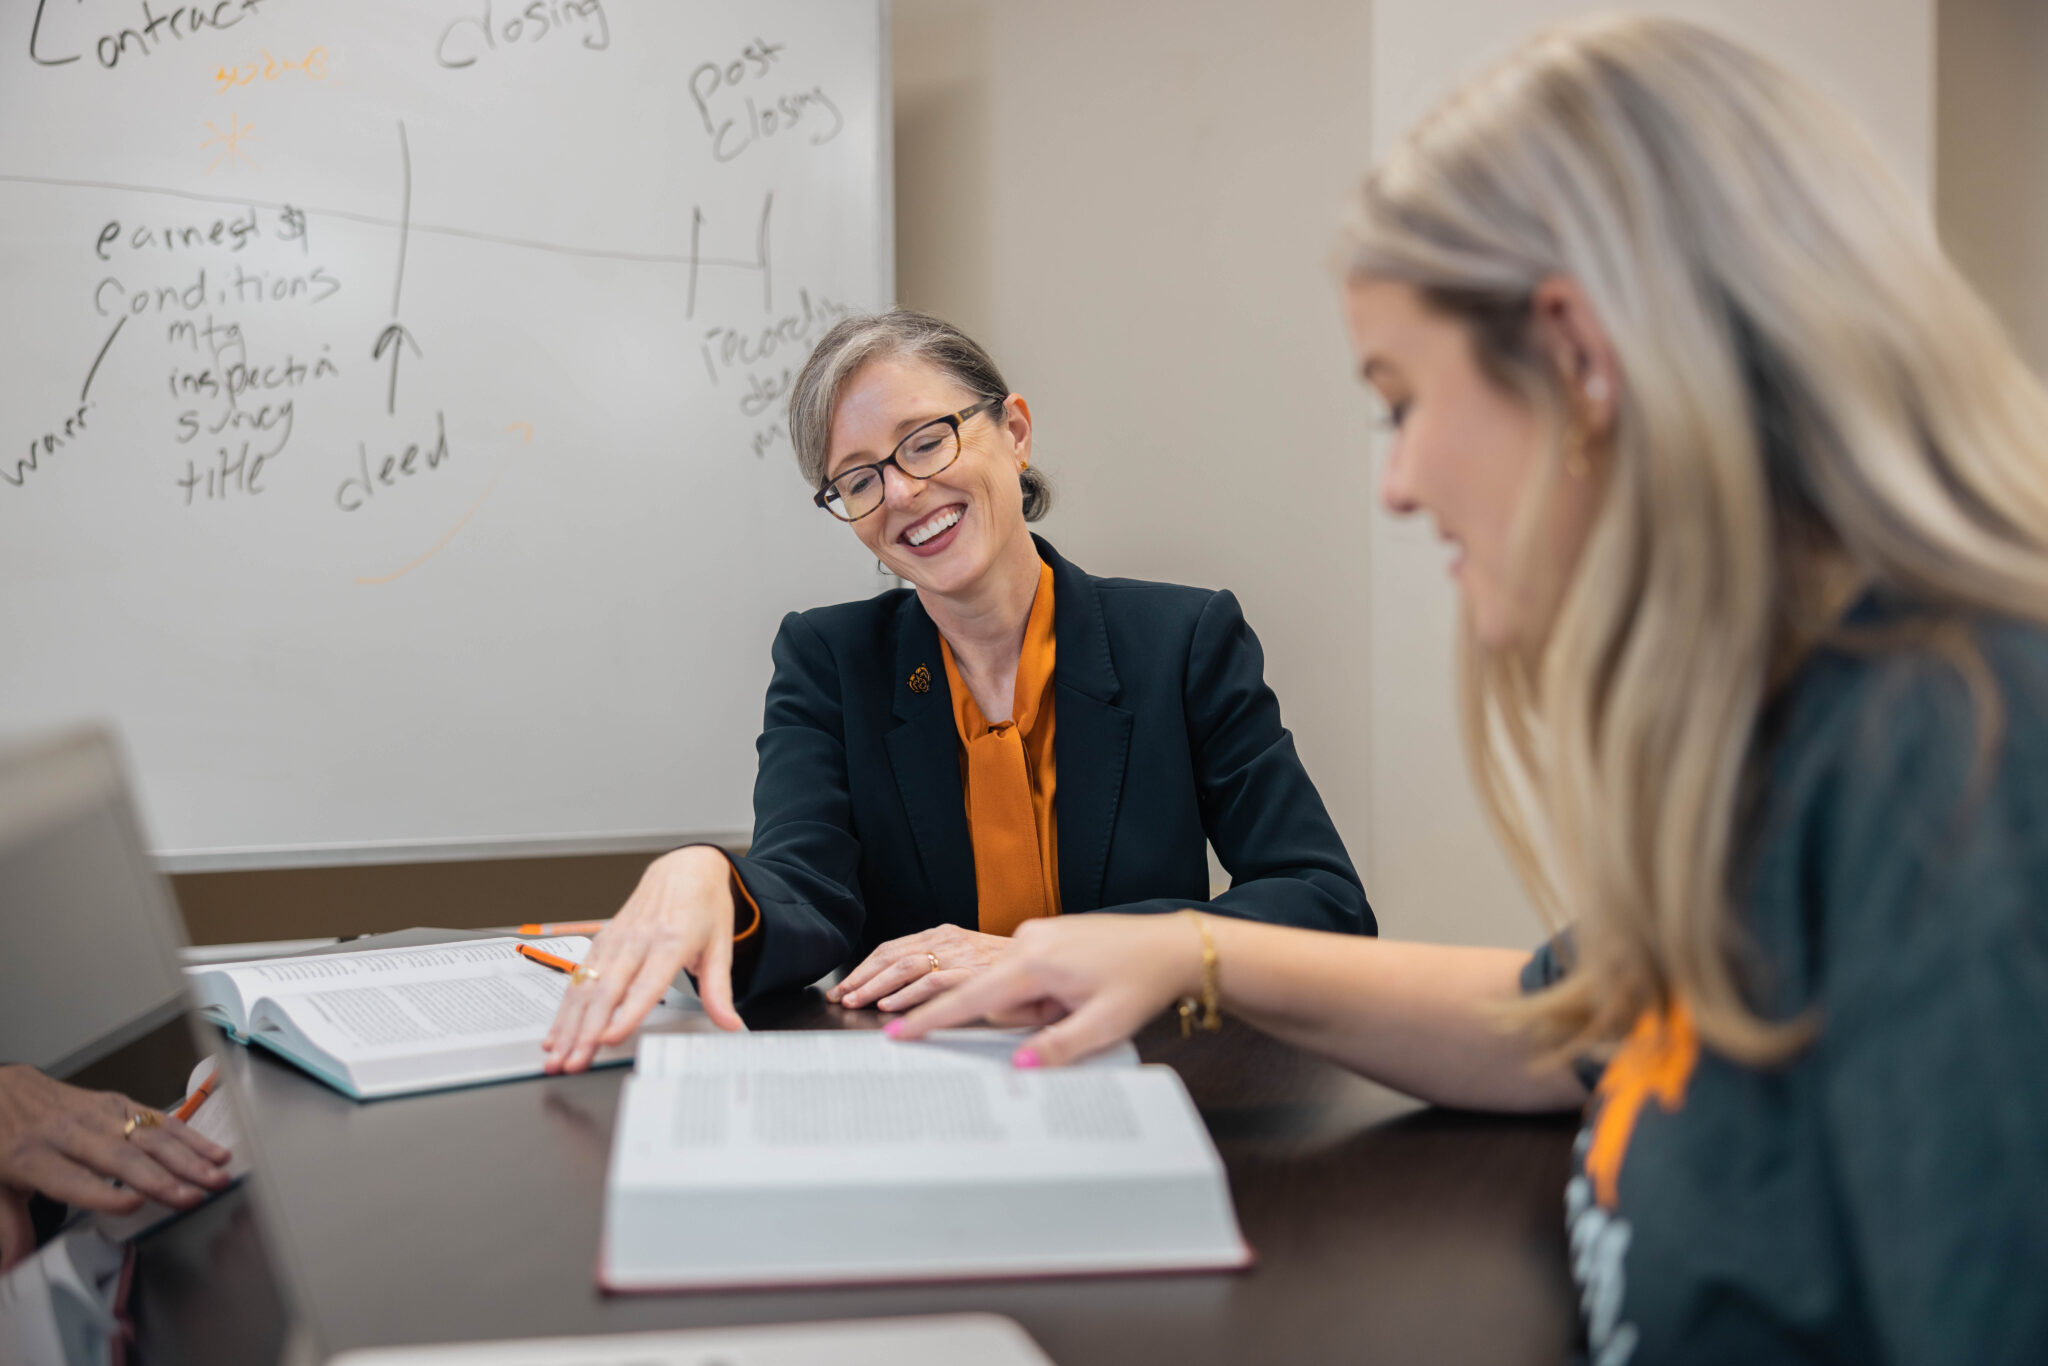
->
xmin=1 ymin=0 xmax=891 ymax=867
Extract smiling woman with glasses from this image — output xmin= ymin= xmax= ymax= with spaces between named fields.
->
xmin=543 ymin=308 xmax=1373 ymax=1071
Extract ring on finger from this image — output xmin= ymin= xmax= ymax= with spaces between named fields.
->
xmin=123 ymin=1110 xmax=163 ymax=1140
xmin=570 ymin=965 xmax=602 ymax=987
xmin=926 ymin=952 xmax=940 ymax=975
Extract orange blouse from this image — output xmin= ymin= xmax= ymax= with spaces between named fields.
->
xmin=938 ymin=558 xmax=1061 ymax=936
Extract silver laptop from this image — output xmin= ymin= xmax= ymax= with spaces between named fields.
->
xmin=0 ymin=727 xmax=298 ymax=1365
xmin=0 ymin=727 xmax=191 ymax=1077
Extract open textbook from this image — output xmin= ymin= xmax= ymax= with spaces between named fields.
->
xmin=185 ymin=937 xmax=707 ymax=1100
xmin=602 ymin=1030 xmax=1250 ymax=1291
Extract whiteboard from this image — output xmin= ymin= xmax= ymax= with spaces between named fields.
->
xmin=0 ymin=0 xmax=890 ymax=868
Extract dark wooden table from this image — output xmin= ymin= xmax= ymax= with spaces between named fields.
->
xmin=133 ymin=938 xmax=1579 ymax=1365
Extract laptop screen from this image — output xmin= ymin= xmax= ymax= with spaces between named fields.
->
xmin=0 ymin=726 xmax=299 ymax=1365
xmin=0 ymin=728 xmax=191 ymax=1076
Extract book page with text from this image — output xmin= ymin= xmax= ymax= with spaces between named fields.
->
xmin=635 ymin=1028 xmax=1136 ymax=1078
xmin=217 ymin=938 xmax=699 ymax=1063
xmin=615 ymin=1033 xmax=1207 ymax=1190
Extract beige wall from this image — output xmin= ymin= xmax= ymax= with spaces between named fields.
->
xmin=1937 ymin=0 xmax=2048 ymax=379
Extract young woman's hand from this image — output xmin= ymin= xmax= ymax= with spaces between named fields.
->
xmin=542 ymin=847 xmax=748 ymax=1072
xmin=887 ymin=913 xmax=1205 ymax=1065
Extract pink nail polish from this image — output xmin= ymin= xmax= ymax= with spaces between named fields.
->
xmin=883 ymin=1019 xmax=904 ymax=1038
xmin=1013 ymin=1048 xmax=1040 ymax=1069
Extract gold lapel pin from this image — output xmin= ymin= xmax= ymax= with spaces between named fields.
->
xmin=907 ymin=664 xmax=932 ymax=694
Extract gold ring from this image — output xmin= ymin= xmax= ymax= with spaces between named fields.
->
xmin=123 ymin=1110 xmax=162 ymax=1140
xmin=570 ymin=965 xmax=601 ymax=987
xmin=926 ymin=952 xmax=940 ymax=974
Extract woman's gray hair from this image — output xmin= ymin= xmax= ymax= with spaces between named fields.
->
xmin=787 ymin=309 xmax=1052 ymax=521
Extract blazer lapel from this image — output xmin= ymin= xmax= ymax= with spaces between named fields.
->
xmin=884 ymin=594 xmax=978 ymax=928
xmin=1038 ymin=537 xmax=1134 ymax=913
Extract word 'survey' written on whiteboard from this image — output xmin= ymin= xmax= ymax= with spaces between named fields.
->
xmin=0 ymin=0 xmax=891 ymax=869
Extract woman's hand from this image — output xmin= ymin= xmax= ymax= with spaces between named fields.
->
xmin=0 ymin=1064 xmax=233 ymax=1267
xmin=542 ymin=847 xmax=748 ymax=1073
xmin=827 ymin=924 xmax=1013 ymax=1012
xmin=887 ymin=914 xmax=1204 ymax=1065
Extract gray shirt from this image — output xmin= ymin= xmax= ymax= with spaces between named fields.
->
xmin=1525 ymin=595 xmax=2048 ymax=1365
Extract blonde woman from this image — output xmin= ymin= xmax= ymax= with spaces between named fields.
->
xmin=897 ymin=16 xmax=2048 ymax=1362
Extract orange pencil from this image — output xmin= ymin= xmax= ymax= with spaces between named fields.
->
xmin=172 ymin=1070 xmax=219 ymax=1123
xmin=516 ymin=920 xmax=608 ymax=936
xmin=516 ymin=942 xmax=579 ymax=975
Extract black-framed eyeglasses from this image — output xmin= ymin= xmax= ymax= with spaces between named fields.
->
xmin=813 ymin=396 xmax=1005 ymax=523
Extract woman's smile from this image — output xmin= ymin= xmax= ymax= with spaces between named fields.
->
xmin=900 ymin=503 xmax=967 ymax=554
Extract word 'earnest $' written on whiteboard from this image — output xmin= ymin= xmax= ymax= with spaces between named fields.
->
xmin=0 ymin=0 xmax=892 ymax=869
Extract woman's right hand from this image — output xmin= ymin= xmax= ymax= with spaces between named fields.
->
xmin=887 ymin=913 xmax=1206 ymax=1066
xmin=542 ymin=847 xmax=748 ymax=1072
xmin=0 ymin=1064 xmax=233 ymax=1269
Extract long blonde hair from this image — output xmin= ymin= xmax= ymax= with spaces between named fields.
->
xmin=1343 ymin=15 xmax=2048 ymax=1063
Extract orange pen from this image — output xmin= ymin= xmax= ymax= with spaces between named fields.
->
xmin=516 ymin=942 xmax=579 ymax=975
xmin=516 ymin=920 xmax=608 ymax=936
xmin=171 ymin=1070 xmax=219 ymax=1123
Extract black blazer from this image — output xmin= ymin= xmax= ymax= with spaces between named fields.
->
xmin=730 ymin=537 xmax=1372 ymax=1002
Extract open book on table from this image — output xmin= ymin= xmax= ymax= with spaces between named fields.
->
xmin=185 ymin=936 xmax=706 ymax=1100
xmin=602 ymin=1029 xmax=1250 ymax=1291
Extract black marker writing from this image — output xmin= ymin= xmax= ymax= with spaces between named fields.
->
xmin=437 ymin=0 xmax=610 ymax=69
xmin=5 ymin=404 xmax=93 ymax=489
xmin=28 ymin=0 xmax=276 ymax=72
xmin=336 ymin=411 xmax=451 ymax=511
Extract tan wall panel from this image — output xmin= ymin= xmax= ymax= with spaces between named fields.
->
xmin=171 ymin=853 xmax=656 ymax=945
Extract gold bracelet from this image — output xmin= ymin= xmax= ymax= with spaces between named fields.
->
xmin=1177 ymin=910 xmax=1222 ymax=1037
